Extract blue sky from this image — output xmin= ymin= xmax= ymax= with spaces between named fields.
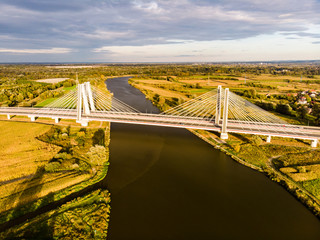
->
xmin=0 ymin=0 xmax=319 ymax=62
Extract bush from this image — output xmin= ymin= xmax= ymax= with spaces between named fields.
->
xmin=54 ymin=152 xmax=72 ymax=161
xmin=92 ymin=129 xmax=105 ymax=146
xmin=86 ymin=145 xmax=107 ymax=166
xmin=251 ymin=135 xmax=263 ymax=146
xmin=45 ymin=162 xmax=61 ymax=172
xmin=276 ymin=103 xmax=292 ymax=115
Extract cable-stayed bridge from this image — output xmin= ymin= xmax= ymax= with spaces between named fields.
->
xmin=1 ymin=82 xmax=319 ymax=147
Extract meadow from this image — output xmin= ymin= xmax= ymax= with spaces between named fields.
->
xmin=0 ymin=119 xmax=110 ymax=231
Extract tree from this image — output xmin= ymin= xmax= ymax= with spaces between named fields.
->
xmin=312 ymin=103 xmax=320 ymax=125
xmin=276 ymin=103 xmax=292 ymax=115
xmin=86 ymin=145 xmax=107 ymax=166
xmin=244 ymin=89 xmax=256 ymax=99
xmin=92 ymin=128 xmax=105 ymax=146
xmin=297 ymin=105 xmax=308 ymax=119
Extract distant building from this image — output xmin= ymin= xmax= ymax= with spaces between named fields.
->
xmin=297 ymin=97 xmax=307 ymax=105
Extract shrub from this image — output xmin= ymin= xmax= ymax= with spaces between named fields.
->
xmin=251 ymin=135 xmax=263 ymax=146
xmin=86 ymin=145 xmax=107 ymax=166
xmin=45 ymin=162 xmax=61 ymax=172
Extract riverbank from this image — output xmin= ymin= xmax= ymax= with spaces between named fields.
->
xmin=189 ymin=128 xmax=320 ymax=219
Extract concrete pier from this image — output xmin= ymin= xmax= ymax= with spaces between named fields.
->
xmin=266 ymin=135 xmax=271 ymax=143
xmin=53 ymin=117 xmax=60 ymax=123
xmin=28 ymin=115 xmax=36 ymax=122
xmin=311 ymin=139 xmax=318 ymax=148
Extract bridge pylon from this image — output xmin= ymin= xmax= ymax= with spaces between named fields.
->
xmin=215 ymin=85 xmax=222 ymax=126
xmin=76 ymin=82 xmax=95 ymax=126
xmin=220 ymin=88 xmax=229 ymax=140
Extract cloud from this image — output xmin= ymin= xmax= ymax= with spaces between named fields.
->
xmin=0 ymin=48 xmax=72 ymax=54
xmin=77 ymin=30 xmax=134 ymax=40
xmin=132 ymin=0 xmax=165 ymax=14
xmin=0 ymin=0 xmax=319 ymax=61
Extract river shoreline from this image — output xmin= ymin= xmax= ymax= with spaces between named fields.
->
xmin=188 ymin=128 xmax=320 ymax=220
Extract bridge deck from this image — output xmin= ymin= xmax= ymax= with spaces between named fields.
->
xmin=1 ymin=107 xmax=320 ymax=141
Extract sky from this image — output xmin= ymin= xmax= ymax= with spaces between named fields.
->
xmin=0 ymin=0 xmax=319 ymax=63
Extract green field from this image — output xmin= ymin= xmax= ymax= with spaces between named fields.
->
xmin=35 ymin=97 xmax=57 ymax=107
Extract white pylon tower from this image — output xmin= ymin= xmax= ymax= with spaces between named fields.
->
xmin=76 ymin=82 xmax=96 ymax=126
xmin=215 ymin=85 xmax=222 ymax=125
xmin=220 ymin=88 xmax=229 ymax=139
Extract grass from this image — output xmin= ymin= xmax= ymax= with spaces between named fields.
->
xmin=0 ymin=120 xmax=110 ymax=218
xmin=302 ymin=179 xmax=320 ymax=199
xmin=0 ymin=121 xmax=111 ymax=237
xmin=0 ymin=189 xmax=111 ymax=240
xmin=63 ymin=85 xmax=77 ymax=91
xmin=35 ymin=97 xmax=57 ymax=107
xmin=0 ymin=121 xmax=60 ymax=182
xmin=35 ymin=85 xmax=77 ymax=107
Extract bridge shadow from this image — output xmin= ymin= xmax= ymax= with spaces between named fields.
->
xmin=230 ymin=133 xmax=250 ymax=143
xmin=1 ymin=167 xmax=55 ymax=239
xmin=295 ymin=138 xmax=310 ymax=146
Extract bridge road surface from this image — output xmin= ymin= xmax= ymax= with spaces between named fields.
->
xmin=1 ymin=107 xmax=320 ymax=141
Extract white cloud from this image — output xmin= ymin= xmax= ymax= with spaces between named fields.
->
xmin=92 ymin=33 xmax=320 ymax=62
xmin=0 ymin=48 xmax=72 ymax=54
xmin=132 ymin=0 xmax=165 ymax=14
xmin=77 ymin=30 xmax=133 ymax=40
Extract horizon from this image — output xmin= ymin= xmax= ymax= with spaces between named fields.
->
xmin=0 ymin=0 xmax=319 ymax=63
xmin=1 ymin=59 xmax=320 ymax=65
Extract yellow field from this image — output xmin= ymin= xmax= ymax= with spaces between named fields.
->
xmin=0 ymin=121 xmax=95 ymax=213
xmin=133 ymin=79 xmax=175 ymax=85
xmin=252 ymin=74 xmax=320 ymax=81
xmin=179 ymin=79 xmax=241 ymax=87
xmin=0 ymin=121 xmax=60 ymax=182
xmin=280 ymin=164 xmax=320 ymax=182
xmin=135 ymin=84 xmax=188 ymax=99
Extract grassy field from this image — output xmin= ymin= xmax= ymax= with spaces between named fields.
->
xmin=0 ymin=121 xmax=60 ymax=182
xmin=0 ymin=189 xmax=111 ymax=240
xmin=35 ymin=85 xmax=77 ymax=107
xmin=131 ymin=74 xmax=320 ymax=98
xmin=0 ymin=121 xmax=91 ymax=213
xmin=0 ymin=120 xmax=110 ymax=216
xmin=35 ymin=97 xmax=56 ymax=107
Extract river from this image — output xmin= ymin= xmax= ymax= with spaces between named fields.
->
xmin=104 ymin=77 xmax=320 ymax=240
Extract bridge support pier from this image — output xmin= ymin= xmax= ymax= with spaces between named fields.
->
xmin=53 ymin=117 xmax=60 ymax=123
xmin=7 ymin=114 xmax=11 ymax=120
xmin=220 ymin=133 xmax=228 ymax=140
xmin=76 ymin=120 xmax=89 ymax=127
xmin=311 ymin=139 xmax=318 ymax=148
xmin=28 ymin=115 xmax=36 ymax=122
xmin=266 ymin=135 xmax=271 ymax=143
